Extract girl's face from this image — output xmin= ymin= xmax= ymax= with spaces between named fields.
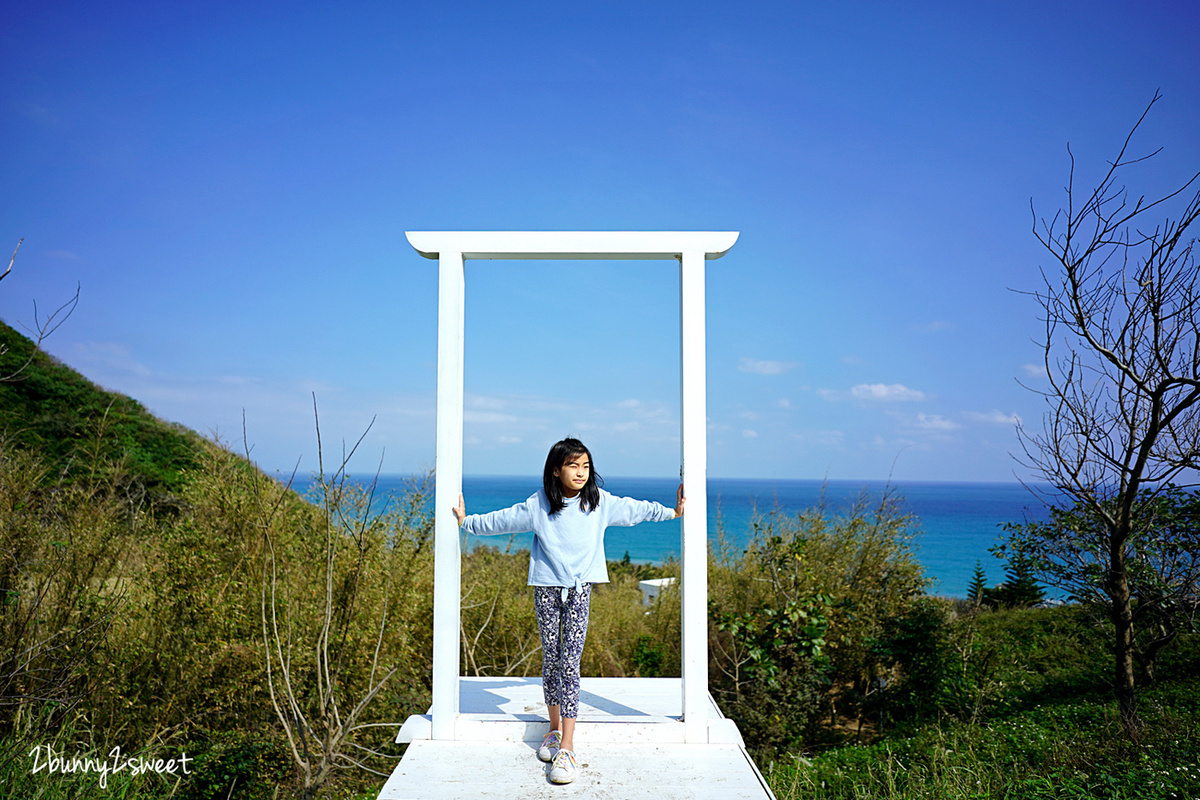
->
xmin=554 ymin=452 xmax=591 ymax=498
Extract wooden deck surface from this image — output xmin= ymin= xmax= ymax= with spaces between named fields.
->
xmin=377 ymin=677 xmax=776 ymax=799
xmin=378 ymin=739 xmax=774 ymax=799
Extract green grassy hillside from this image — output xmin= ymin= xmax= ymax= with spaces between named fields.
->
xmin=0 ymin=319 xmax=203 ymax=497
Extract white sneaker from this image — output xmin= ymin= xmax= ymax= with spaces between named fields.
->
xmin=549 ymin=749 xmax=577 ymax=784
xmin=537 ymin=730 xmax=562 ymax=762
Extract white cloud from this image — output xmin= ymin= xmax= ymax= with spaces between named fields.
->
xmin=816 ymin=430 xmax=846 ymax=447
xmin=850 ymin=383 xmax=927 ymax=402
xmin=818 ymin=430 xmax=846 ymax=447
xmin=788 ymin=429 xmax=845 ymax=447
xmin=610 ymin=398 xmax=671 ymax=422
xmin=738 ymin=357 xmax=796 ymax=375
xmin=914 ymin=413 xmax=960 ymax=431
xmin=777 ymin=398 xmax=793 ymax=409
xmin=742 ymin=429 xmax=759 ymax=438
xmin=463 ymin=410 xmax=517 ymax=424
xmin=965 ymin=410 xmax=1022 ymax=426
xmin=70 ymin=341 xmax=152 ymax=378
xmin=59 ymin=355 xmax=436 ymax=476
xmin=466 ymin=394 xmax=508 ymax=410
xmin=1020 ymin=363 xmax=1044 ymax=378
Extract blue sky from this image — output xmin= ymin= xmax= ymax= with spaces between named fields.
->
xmin=2 ymin=1 xmax=1198 ymax=482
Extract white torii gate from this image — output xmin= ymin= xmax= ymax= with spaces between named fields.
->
xmin=407 ymin=231 xmax=739 ymax=746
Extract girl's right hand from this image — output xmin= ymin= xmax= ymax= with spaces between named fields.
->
xmin=453 ymin=493 xmax=466 ymax=526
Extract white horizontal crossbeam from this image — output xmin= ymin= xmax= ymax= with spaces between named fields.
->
xmin=406 ymin=231 xmax=739 ymax=260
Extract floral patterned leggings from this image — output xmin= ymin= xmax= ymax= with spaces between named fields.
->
xmin=533 ymin=584 xmax=592 ymax=719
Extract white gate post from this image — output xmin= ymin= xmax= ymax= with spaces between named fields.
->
xmin=407 ymin=232 xmax=736 ymax=745
xmin=679 ymin=248 xmax=709 ymax=743
xmin=431 ymin=250 xmax=465 ymax=740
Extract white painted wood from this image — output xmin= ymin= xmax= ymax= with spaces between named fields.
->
xmin=406 ymin=230 xmax=739 ymax=260
xmin=679 ymin=248 xmax=709 ymax=743
xmin=377 ymin=740 xmax=776 ymax=800
xmin=457 ymin=677 xmax=688 ymax=721
xmin=413 ymin=232 xmax=738 ymax=748
xmin=398 ymin=677 xmax=745 ymax=746
xmin=638 ymin=577 xmax=676 ymax=606
xmin=398 ymin=713 xmax=745 ymax=747
xmin=475 ymin=677 xmax=721 ymax=724
xmin=397 ymin=232 xmax=764 ymax=800
xmin=431 ymin=250 xmax=465 ymax=740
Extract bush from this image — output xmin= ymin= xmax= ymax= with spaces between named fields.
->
xmin=708 ymin=486 xmax=926 ymax=754
xmin=868 ymin=597 xmax=958 ymax=724
xmin=768 ymin=696 xmax=1200 ymax=800
xmin=1 ymin=425 xmax=440 ymax=798
xmin=459 ymin=546 xmax=540 ymax=676
xmin=0 ymin=435 xmax=137 ymax=747
xmin=177 ymin=729 xmax=294 ymax=800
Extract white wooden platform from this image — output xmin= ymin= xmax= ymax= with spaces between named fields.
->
xmin=378 ymin=677 xmax=775 ymax=799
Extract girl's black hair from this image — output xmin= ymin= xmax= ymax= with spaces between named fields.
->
xmin=543 ymin=437 xmax=603 ymax=516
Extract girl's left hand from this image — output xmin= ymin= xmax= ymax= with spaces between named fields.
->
xmin=675 ymin=483 xmax=685 ymax=518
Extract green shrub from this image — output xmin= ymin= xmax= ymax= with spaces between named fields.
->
xmin=708 ymin=486 xmax=926 ymax=752
xmin=868 ymin=597 xmax=958 ymax=724
xmin=0 ymin=436 xmax=138 ymax=745
xmin=176 ymin=729 xmax=293 ymax=800
xmin=631 ymin=635 xmax=665 ymax=677
xmin=459 ymin=546 xmax=539 ymax=676
xmin=765 ymin=627 xmax=1200 ymax=800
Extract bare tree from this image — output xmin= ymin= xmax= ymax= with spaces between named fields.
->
xmin=255 ymin=401 xmax=431 ymax=799
xmin=1015 ymin=91 xmax=1200 ymax=734
xmin=0 ymin=240 xmax=17 ymax=284
xmin=1 ymin=239 xmax=80 ymax=383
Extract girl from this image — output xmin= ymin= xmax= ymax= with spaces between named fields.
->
xmin=453 ymin=437 xmax=684 ymax=785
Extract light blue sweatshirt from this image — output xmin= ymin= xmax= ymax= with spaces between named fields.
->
xmin=460 ymin=488 xmax=676 ymax=590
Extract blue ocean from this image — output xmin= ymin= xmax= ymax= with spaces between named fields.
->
xmin=293 ymin=474 xmax=1051 ymax=599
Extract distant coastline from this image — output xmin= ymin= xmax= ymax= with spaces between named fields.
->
xmin=289 ymin=474 xmax=1052 ymax=599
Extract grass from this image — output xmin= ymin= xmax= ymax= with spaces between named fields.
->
xmin=1 ymin=728 xmax=189 ymax=799
xmin=765 ymin=630 xmax=1200 ymax=800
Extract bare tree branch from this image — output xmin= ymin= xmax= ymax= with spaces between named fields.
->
xmin=253 ymin=405 xmax=415 ymax=799
xmin=1 ymin=238 xmax=81 ymax=383
xmin=1012 ymin=92 xmax=1200 ymax=735
xmin=0 ymin=239 xmax=20 ymax=283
